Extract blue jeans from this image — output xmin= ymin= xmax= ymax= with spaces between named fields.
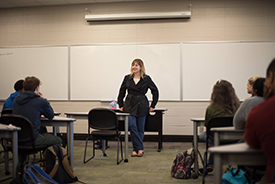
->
xmin=199 ymin=131 xmax=214 ymax=167
xmin=129 ymin=115 xmax=147 ymax=152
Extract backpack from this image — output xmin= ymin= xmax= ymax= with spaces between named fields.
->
xmin=171 ymin=148 xmax=195 ymax=179
xmin=222 ymin=167 xmax=249 ymax=184
xmin=43 ymin=145 xmax=78 ymax=184
xmin=23 ymin=164 xmax=59 ymax=184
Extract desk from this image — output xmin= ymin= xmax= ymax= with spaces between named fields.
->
xmin=0 ymin=124 xmax=21 ymax=179
xmin=211 ymin=127 xmax=244 ymax=146
xmin=114 ymin=109 xmax=167 ymax=152
xmin=209 ymin=143 xmax=266 ymax=184
xmin=41 ymin=116 xmax=76 ymax=169
xmin=65 ymin=112 xmax=130 ymax=162
xmin=191 ymin=118 xmax=205 ymax=178
xmin=145 ymin=109 xmax=167 ymax=152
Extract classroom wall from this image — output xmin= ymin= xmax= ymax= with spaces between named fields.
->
xmin=0 ymin=0 xmax=275 ymax=136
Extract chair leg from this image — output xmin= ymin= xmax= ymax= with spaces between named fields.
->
xmin=117 ymin=139 xmax=119 ymax=164
xmin=202 ymin=151 xmax=208 ymax=184
xmin=83 ymin=136 xmax=95 ymax=164
xmin=93 ymin=139 xmax=95 ymax=159
xmin=116 ymin=138 xmax=123 ymax=165
xmin=4 ymin=150 xmax=10 ymax=175
xmin=2 ymin=139 xmax=11 ymax=175
xmin=32 ymin=154 xmax=36 ymax=164
xmin=120 ymin=139 xmax=123 ymax=160
xmin=102 ymin=140 xmax=107 ymax=157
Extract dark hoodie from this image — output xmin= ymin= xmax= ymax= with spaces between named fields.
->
xmin=13 ymin=91 xmax=54 ymax=139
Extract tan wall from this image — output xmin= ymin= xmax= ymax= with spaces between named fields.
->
xmin=1 ymin=0 xmax=275 ymax=46
xmin=1 ymin=0 xmax=275 ymax=135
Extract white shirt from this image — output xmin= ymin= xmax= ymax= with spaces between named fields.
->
xmin=133 ymin=78 xmax=140 ymax=85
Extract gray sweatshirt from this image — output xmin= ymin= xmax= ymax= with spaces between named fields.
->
xmin=233 ymin=96 xmax=264 ymax=130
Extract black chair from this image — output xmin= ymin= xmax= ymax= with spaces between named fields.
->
xmin=0 ymin=114 xmax=48 ymax=180
xmin=202 ymin=115 xmax=234 ymax=184
xmin=1 ymin=108 xmax=13 ymax=116
xmin=83 ymin=108 xmax=123 ymax=165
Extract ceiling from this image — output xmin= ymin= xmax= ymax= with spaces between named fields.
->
xmin=0 ymin=0 xmax=156 ymax=9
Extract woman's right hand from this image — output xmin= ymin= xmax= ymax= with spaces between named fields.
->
xmin=119 ymin=107 xmax=123 ymax=111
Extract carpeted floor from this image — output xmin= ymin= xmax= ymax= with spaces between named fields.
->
xmin=0 ymin=141 xmax=214 ymax=184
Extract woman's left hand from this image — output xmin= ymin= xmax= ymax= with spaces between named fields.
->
xmin=149 ymin=107 xmax=154 ymax=112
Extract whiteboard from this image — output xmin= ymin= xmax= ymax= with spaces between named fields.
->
xmin=0 ymin=47 xmax=69 ymax=100
xmin=70 ymin=43 xmax=181 ymax=101
xmin=182 ymin=42 xmax=275 ymax=101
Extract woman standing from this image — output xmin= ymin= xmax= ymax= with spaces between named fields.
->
xmin=117 ymin=58 xmax=159 ymax=157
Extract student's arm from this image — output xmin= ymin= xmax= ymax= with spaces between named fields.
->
xmin=147 ymin=76 xmax=159 ymax=109
xmin=244 ymin=112 xmax=261 ymax=149
xmin=117 ymin=75 xmax=127 ymax=110
xmin=41 ymin=99 xmax=54 ymax=120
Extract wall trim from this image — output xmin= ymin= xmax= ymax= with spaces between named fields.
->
xmin=72 ymin=134 xmax=198 ymax=142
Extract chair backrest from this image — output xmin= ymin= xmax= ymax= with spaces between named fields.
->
xmin=1 ymin=108 xmax=13 ymax=115
xmin=88 ymin=108 xmax=118 ymax=131
xmin=206 ymin=115 xmax=234 ymax=141
xmin=0 ymin=114 xmax=36 ymax=145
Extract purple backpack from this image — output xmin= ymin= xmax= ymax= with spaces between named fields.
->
xmin=171 ymin=148 xmax=195 ymax=179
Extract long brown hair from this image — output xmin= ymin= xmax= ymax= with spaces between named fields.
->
xmin=210 ymin=80 xmax=240 ymax=114
xmin=130 ymin=58 xmax=147 ymax=78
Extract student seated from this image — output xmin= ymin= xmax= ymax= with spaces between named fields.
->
xmin=2 ymin=79 xmax=24 ymax=110
xmin=233 ymin=78 xmax=265 ymax=130
xmin=199 ymin=80 xmax=240 ymax=171
xmin=13 ymin=76 xmax=62 ymax=146
xmin=247 ymin=75 xmax=261 ymax=97
xmin=245 ymin=58 xmax=275 ymax=183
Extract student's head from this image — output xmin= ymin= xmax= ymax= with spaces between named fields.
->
xmin=252 ymin=78 xmax=265 ymax=97
xmin=247 ymin=75 xmax=261 ymax=95
xmin=211 ymin=80 xmax=240 ymax=114
xmin=264 ymin=58 xmax=275 ymax=100
xmin=130 ymin=58 xmax=146 ymax=78
xmin=14 ymin=79 xmax=24 ymax=92
xmin=23 ymin=76 xmax=41 ymax=92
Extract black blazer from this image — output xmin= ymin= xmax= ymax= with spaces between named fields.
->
xmin=117 ymin=74 xmax=159 ymax=117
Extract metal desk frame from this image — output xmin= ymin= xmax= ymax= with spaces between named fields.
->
xmin=41 ymin=116 xmax=76 ymax=169
xmin=191 ymin=118 xmax=205 ymax=178
xmin=0 ymin=124 xmax=21 ymax=179
xmin=65 ymin=112 xmax=130 ymax=162
xmin=209 ymin=143 xmax=266 ymax=184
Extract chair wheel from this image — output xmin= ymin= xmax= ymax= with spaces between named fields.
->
xmin=193 ymin=174 xmax=198 ymax=179
xmin=103 ymin=153 xmax=107 ymax=157
xmin=5 ymin=171 xmax=10 ymax=175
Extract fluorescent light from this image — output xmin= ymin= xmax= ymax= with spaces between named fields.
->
xmin=85 ymin=11 xmax=191 ymax=22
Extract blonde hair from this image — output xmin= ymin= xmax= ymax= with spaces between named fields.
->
xmin=248 ymin=75 xmax=261 ymax=85
xmin=130 ymin=58 xmax=147 ymax=78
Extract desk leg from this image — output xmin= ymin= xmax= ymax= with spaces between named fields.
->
xmin=68 ymin=121 xmax=74 ymax=170
xmin=193 ymin=121 xmax=199 ymax=178
xmin=4 ymin=140 xmax=10 ymax=175
xmin=12 ymin=131 xmax=18 ymax=179
xmin=214 ymin=132 xmax=220 ymax=147
xmin=124 ymin=116 xmax=129 ymax=162
xmin=214 ymin=153 xmax=222 ymax=184
xmin=53 ymin=126 xmax=57 ymax=136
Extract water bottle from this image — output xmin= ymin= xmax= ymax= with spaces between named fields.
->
xmin=109 ymin=100 xmax=116 ymax=109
